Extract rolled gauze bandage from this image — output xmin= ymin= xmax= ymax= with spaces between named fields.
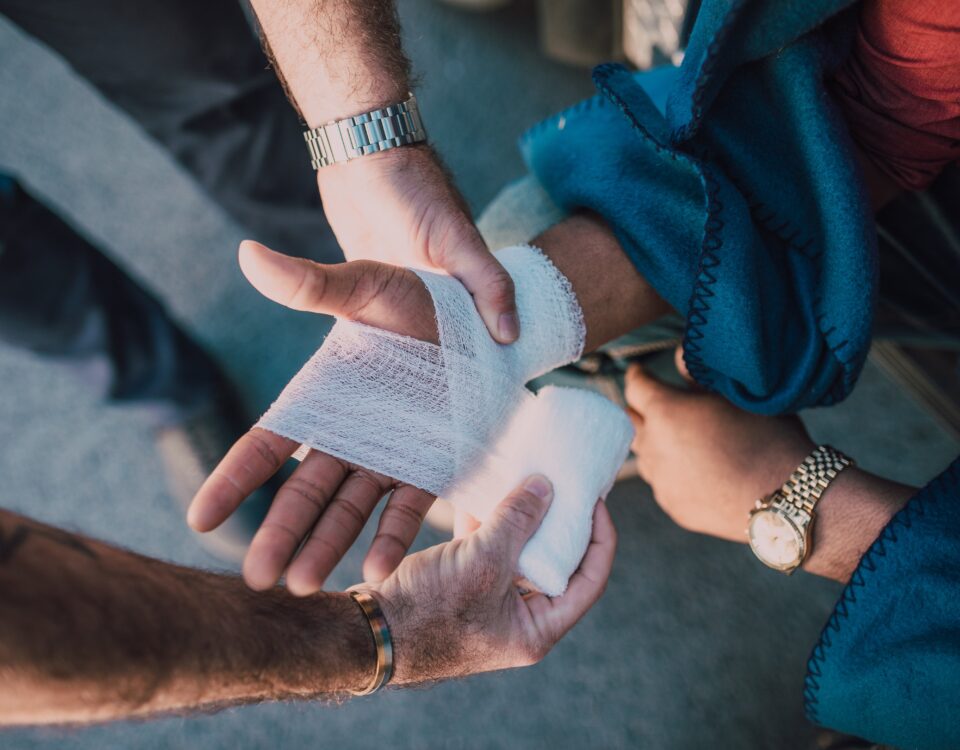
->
xmin=257 ymin=245 xmax=634 ymax=596
xmin=444 ymin=385 xmax=632 ymax=595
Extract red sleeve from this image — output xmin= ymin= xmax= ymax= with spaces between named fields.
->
xmin=830 ymin=0 xmax=960 ymax=191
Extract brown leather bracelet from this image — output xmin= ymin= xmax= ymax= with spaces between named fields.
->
xmin=349 ymin=591 xmax=394 ymax=696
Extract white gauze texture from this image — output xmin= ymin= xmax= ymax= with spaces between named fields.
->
xmin=257 ymin=245 xmax=634 ymax=595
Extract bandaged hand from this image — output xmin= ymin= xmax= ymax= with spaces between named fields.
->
xmin=189 ymin=241 xmax=441 ymax=593
xmin=253 ymin=239 xmax=632 ymax=596
xmin=191 ymin=235 xmax=634 ymax=598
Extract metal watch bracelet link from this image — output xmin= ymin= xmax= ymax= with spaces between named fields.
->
xmin=304 ymin=94 xmax=426 ymax=170
xmin=781 ymin=445 xmax=855 ymax=514
xmin=747 ymin=444 xmax=855 ymax=574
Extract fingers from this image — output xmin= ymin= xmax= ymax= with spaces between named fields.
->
xmin=477 ymin=475 xmax=553 ymax=564
xmin=240 ymin=450 xmax=347 ymax=591
xmin=362 ymin=485 xmax=435 ymax=583
xmin=432 ymin=227 xmax=519 ymax=344
xmin=674 ymin=345 xmax=695 ymax=383
xmin=623 ymin=362 xmax=679 ymax=415
xmin=453 ymin=507 xmax=481 ymax=539
xmin=625 ymin=364 xmax=683 ymax=463
xmin=533 ymin=500 xmax=617 ymax=636
xmin=628 ymin=407 xmax=647 ymax=475
xmin=238 ymin=240 xmax=438 ymax=343
xmin=187 ymin=428 xmax=297 ymax=532
xmin=554 ymin=501 xmax=617 ymax=622
xmin=284 ymin=469 xmax=388 ymax=595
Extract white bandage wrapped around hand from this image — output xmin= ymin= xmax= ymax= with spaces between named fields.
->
xmin=257 ymin=245 xmax=633 ymax=595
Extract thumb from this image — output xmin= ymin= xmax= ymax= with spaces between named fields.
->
xmin=432 ymin=226 xmax=519 ymax=345
xmin=453 ymin=507 xmax=481 ymax=540
xmin=239 ymin=240 xmax=438 ymax=342
xmin=476 ymin=475 xmax=553 ymax=565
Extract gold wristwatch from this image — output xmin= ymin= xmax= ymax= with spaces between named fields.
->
xmin=747 ymin=445 xmax=854 ymax=574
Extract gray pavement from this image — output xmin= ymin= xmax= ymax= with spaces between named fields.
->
xmin=0 ymin=2 xmax=957 ymax=749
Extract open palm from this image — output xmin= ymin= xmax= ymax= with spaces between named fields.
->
xmin=188 ymin=240 xmax=440 ymax=594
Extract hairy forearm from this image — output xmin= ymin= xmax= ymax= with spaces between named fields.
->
xmin=803 ymin=469 xmax=914 ymax=583
xmin=250 ymin=0 xmax=410 ymax=125
xmin=0 ymin=510 xmax=372 ymax=725
xmin=534 ymin=212 xmax=672 ymax=351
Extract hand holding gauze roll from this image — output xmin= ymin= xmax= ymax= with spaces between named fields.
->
xmin=257 ymin=245 xmax=634 ymax=595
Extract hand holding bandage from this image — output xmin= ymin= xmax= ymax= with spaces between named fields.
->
xmin=188 ymin=244 xmax=439 ymax=594
xmin=190 ymin=242 xmax=633 ymax=596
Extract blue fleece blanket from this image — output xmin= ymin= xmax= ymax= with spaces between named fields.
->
xmin=804 ymin=457 xmax=960 ymax=749
xmin=521 ymin=0 xmax=876 ymax=414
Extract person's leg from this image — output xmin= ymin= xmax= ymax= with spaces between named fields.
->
xmin=0 ymin=1 xmax=321 ymax=558
xmin=0 ymin=0 xmax=331 ymax=258
xmin=0 ymin=176 xmax=218 ymax=412
xmin=0 ymin=175 xmax=273 ymax=561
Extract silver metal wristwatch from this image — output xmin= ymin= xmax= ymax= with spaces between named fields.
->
xmin=303 ymin=94 xmax=426 ymax=170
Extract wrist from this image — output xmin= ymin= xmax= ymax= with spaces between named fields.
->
xmin=802 ymin=468 xmax=914 ymax=583
xmin=364 ymin=585 xmax=417 ymax=687
xmin=724 ymin=442 xmax=815 ymax=543
xmin=306 ymin=80 xmax=409 ymax=129
xmin=316 ymin=141 xmax=433 ymax=194
xmin=365 ymin=580 xmax=472 ymax=687
xmin=532 ymin=213 xmax=671 ymax=351
xmin=257 ymin=593 xmax=374 ymax=697
xmin=710 ymin=436 xmax=814 ymax=543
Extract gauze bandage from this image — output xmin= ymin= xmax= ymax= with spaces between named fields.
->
xmin=257 ymin=245 xmax=634 ymax=595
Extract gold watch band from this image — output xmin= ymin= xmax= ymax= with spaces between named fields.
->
xmin=780 ymin=445 xmax=854 ymax=515
xmin=747 ymin=445 xmax=856 ymax=574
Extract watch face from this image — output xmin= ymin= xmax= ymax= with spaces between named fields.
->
xmin=748 ymin=508 xmax=805 ymax=570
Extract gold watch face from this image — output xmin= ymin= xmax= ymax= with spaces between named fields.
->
xmin=748 ymin=507 xmax=805 ymax=571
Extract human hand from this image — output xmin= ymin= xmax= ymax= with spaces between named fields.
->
xmin=624 ymin=350 xmax=815 ymax=543
xmin=188 ymin=241 xmax=440 ymax=594
xmin=317 ymin=145 xmax=520 ymax=343
xmin=362 ymin=475 xmax=617 ymax=684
